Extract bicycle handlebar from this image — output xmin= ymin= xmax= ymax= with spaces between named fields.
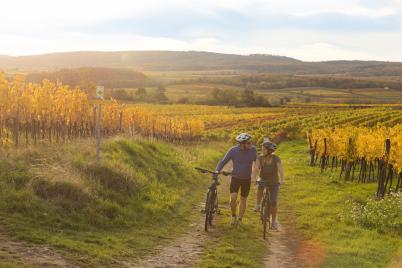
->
xmin=195 ymin=167 xmax=231 ymax=176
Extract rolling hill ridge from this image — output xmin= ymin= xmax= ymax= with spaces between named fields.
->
xmin=1 ymin=50 xmax=402 ymax=75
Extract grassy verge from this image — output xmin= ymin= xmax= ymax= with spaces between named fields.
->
xmin=0 ymin=137 xmax=226 ymax=266
xmin=279 ymin=140 xmax=402 ymax=267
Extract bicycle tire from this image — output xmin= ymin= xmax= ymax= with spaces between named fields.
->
xmin=261 ymin=191 xmax=271 ymax=240
xmin=209 ymin=192 xmax=217 ymax=225
xmin=204 ymin=190 xmax=214 ymax=232
xmin=260 ymin=196 xmax=265 ymax=223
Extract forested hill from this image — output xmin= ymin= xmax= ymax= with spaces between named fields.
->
xmin=1 ymin=50 xmax=402 ymax=75
xmin=26 ymin=67 xmax=150 ymax=88
xmin=0 ymin=51 xmax=299 ymax=71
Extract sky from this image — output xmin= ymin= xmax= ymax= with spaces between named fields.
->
xmin=1 ymin=0 xmax=402 ymax=61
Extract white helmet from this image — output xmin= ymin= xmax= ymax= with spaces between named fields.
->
xmin=235 ymin=133 xmax=252 ymax=143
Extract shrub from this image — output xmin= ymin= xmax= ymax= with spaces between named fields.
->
xmin=343 ymin=192 xmax=402 ymax=233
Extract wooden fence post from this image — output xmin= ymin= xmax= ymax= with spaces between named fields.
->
xmin=14 ymin=107 xmax=20 ymax=147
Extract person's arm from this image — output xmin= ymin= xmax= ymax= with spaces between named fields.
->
xmin=277 ymin=158 xmax=286 ymax=184
xmin=215 ymin=149 xmax=233 ymax=173
xmin=252 ymin=157 xmax=261 ymax=182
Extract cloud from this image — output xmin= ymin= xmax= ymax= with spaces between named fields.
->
xmin=1 ymin=0 xmax=402 ymax=60
xmin=80 ymin=10 xmax=400 ymax=39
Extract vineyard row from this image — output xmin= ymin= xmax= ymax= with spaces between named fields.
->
xmin=309 ymin=126 xmax=402 ymax=197
xmin=0 ymin=73 xmax=204 ymax=147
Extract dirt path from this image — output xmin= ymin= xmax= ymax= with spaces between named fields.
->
xmin=263 ymin=222 xmax=304 ymax=268
xmin=264 ymin=221 xmax=328 ymax=268
xmin=128 ymin=202 xmax=216 ymax=268
xmin=0 ymin=233 xmax=78 ymax=268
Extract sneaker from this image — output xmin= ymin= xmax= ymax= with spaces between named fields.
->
xmin=231 ymin=216 xmax=237 ymax=225
xmin=254 ymin=205 xmax=261 ymax=212
xmin=237 ymin=218 xmax=243 ymax=227
xmin=271 ymin=220 xmax=279 ymax=230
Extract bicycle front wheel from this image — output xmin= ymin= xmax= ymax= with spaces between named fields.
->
xmin=204 ymin=190 xmax=214 ymax=232
xmin=261 ymin=195 xmax=271 ymax=240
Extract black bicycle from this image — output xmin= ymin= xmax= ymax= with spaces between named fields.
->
xmin=195 ymin=167 xmax=231 ymax=232
xmin=260 ymin=186 xmax=272 ymax=240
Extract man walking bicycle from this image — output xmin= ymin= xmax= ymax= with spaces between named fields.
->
xmin=215 ymin=133 xmax=257 ymax=225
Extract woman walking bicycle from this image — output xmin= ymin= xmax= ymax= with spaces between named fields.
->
xmin=252 ymin=138 xmax=286 ymax=230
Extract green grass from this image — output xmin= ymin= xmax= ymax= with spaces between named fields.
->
xmin=0 ymin=137 xmax=226 ymax=266
xmin=279 ymin=140 xmax=402 ymax=267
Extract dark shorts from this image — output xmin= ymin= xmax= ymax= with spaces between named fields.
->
xmin=230 ymin=177 xmax=251 ymax=198
xmin=257 ymin=180 xmax=279 ymax=207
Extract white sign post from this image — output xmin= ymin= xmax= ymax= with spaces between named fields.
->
xmin=96 ymin=85 xmax=104 ymax=100
xmin=96 ymin=84 xmax=104 ymax=164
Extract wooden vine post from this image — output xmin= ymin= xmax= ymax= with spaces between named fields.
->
xmin=308 ymin=134 xmax=317 ymax=166
xmin=320 ymin=138 xmax=327 ymax=172
xmin=377 ymin=139 xmax=391 ymax=198
xmin=96 ymin=83 xmax=104 ymax=164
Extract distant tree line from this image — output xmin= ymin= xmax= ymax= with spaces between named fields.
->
xmin=107 ymin=86 xmax=168 ymax=103
xmin=171 ymin=74 xmax=402 ymax=91
xmin=199 ymin=88 xmax=270 ymax=107
xmin=110 ymin=86 xmax=270 ymax=107
xmin=26 ymin=67 xmax=156 ymax=98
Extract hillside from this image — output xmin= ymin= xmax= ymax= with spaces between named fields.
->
xmin=2 ymin=50 xmax=402 ymax=75
xmin=25 ymin=67 xmax=152 ymax=89
xmin=0 ymin=137 xmax=224 ymax=266
xmin=0 ymin=51 xmax=299 ymax=72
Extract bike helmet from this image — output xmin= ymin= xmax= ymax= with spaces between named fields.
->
xmin=262 ymin=141 xmax=277 ymax=151
xmin=235 ymin=133 xmax=252 ymax=143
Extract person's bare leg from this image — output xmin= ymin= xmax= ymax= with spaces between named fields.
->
xmin=239 ymin=197 xmax=247 ymax=219
xmin=230 ymin=193 xmax=238 ymax=216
